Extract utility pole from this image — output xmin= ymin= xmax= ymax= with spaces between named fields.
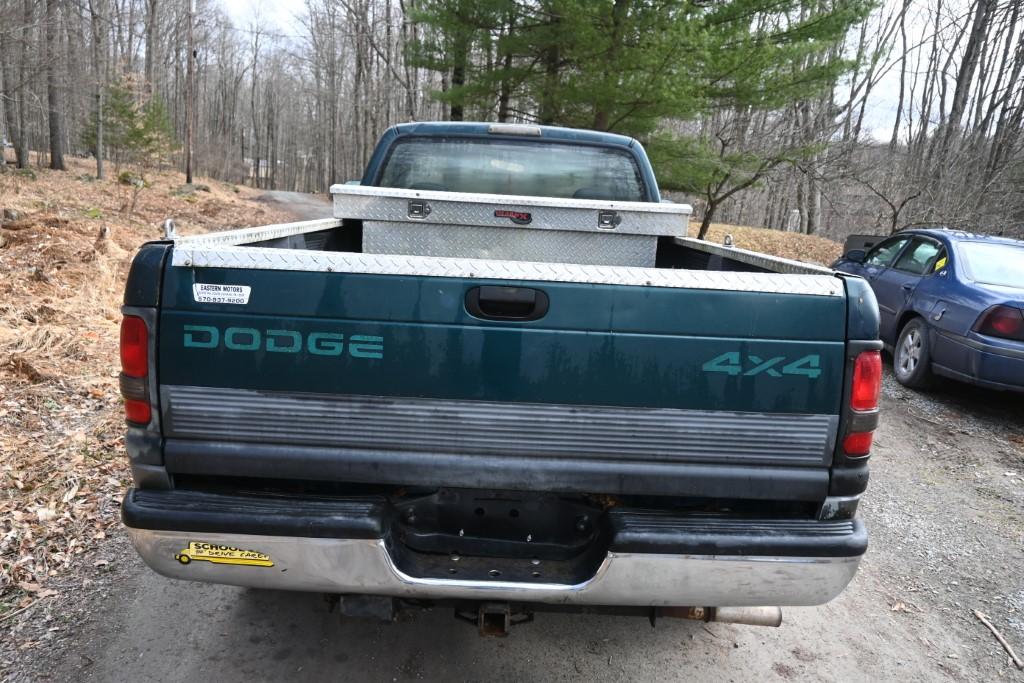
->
xmin=184 ymin=0 xmax=194 ymax=184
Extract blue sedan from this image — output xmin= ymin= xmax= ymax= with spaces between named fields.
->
xmin=832 ymin=229 xmax=1024 ymax=392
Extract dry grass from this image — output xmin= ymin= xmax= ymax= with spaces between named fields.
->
xmin=0 ymin=156 xmax=290 ymax=613
xmin=699 ymin=222 xmax=843 ymax=266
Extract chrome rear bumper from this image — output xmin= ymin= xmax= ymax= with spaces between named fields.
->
xmin=127 ymin=529 xmax=861 ymax=607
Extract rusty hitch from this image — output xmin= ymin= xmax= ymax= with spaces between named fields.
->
xmin=455 ymin=603 xmax=534 ymax=636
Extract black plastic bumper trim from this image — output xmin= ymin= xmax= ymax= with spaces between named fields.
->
xmin=122 ymin=488 xmax=387 ymax=539
xmin=829 ymin=461 xmax=869 ymax=495
xmin=610 ymin=509 xmax=867 ymax=558
xmin=162 ymin=440 xmax=830 ymax=501
xmin=122 ymin=488 xmax=865 ymax=559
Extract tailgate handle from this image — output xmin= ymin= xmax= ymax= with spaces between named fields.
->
xmin=466 ymin=286 xmax=549 ymax=321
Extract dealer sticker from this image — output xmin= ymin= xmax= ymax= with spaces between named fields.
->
xmin=192 ymin=283 xmax=251 ymax=305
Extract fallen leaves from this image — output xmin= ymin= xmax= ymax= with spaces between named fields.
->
xmin=701 ymin=222 xmax=843 ymax=266
xmin=4 ymin=356 xmax=48 ymax=383
xmin=1 ymin=155 xmax=294 ymax=611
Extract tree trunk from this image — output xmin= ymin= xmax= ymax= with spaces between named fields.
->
xmin=592 ymin=0 xmax=629 ymax=131
xmin=185 ymin=0 xmax=194 ymax=184
xmin=0 ymin=29 xmax=13 ymax=168
xmin=249 ymin=29 xmax=261 ymax=187
xmin=449 ymin=15 xmax=468 ymax=122
xmin=807 ymin=175 xmax=821 ymax=235
xmin=89 ymin=0 xmax=106 ymax=179
xmin=10 ymin=0 xmax=32 ymax=168
xmin=929 ymin=0 xmax=992 ymax=186
xmin=497 ymin=55 xmax=513 ymax=122
xmin=539 ymin=42 xmax=560 ymax=124
xmin=889 ymin=0 xmax=910 ymax=151
xmin=697 ymin=199 xmax=718 ymax=240
xmin=46 ymin=0 xmax=66 ymax=170
xmin=145 ymin=0 xmax=158 ymax=91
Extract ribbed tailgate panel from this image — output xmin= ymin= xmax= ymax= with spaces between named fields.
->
xmin=162 ymin=386 xmax=837 ymax=466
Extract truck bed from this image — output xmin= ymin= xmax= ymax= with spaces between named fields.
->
xmin=171 ymin=215 xmax=841 ymax=292
xmin=150 ymin=213 xmax=857 ymax=500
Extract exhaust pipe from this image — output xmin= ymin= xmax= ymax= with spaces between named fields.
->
xmin=663 ymin=606 xmax=783 ymax=627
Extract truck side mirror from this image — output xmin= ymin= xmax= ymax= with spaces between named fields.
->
xmin=844 ymin=249 xmax=866 ymax=264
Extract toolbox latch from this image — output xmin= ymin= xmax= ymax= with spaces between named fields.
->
xmin=597 ymin=210 xmax=620 ymax=230
xmin=408 ymin=200 xmax=431 ymax=219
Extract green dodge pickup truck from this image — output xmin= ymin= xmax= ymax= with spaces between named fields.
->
xmin=119 ymin=122 xmax=881 ymax=633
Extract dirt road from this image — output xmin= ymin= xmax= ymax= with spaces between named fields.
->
xmin=255 ymin=190 xmax=335 ymax=221
xmin=3 ymin=193 xmax=1023 ymax=682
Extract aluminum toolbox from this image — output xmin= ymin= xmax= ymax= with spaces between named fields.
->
xmin=330 ymin=185 xmax=692 ymax=267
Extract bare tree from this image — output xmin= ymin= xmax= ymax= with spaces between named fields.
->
xmin=184 ymin=0 xmax=193 ymax=183
xmin=89 ymin=0 xmax=106 ymax=178
xmin=45 ymin=0 xmax=65 ymax=169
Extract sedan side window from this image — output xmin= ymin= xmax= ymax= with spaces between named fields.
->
xmin=864 ymin=237 xmax=910 ymax=267
xmin=893 ymin=239 xmax=941 ymax=275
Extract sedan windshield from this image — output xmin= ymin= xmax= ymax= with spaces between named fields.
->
xmin=378 ymin=137 xmax=646 ymax=201
xmin=959 ymin=242 xmax=1024 ymax=288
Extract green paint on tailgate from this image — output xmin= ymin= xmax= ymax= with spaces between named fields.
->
xmin=159 ymin=264 xmax=847 ymax=414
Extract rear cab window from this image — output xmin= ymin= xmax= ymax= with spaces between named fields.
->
xmin=376 ymin=137 xmax=646 ymax=201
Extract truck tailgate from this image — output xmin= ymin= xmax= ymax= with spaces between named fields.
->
xmin=156 ymin=261 xmax=848 ymax=496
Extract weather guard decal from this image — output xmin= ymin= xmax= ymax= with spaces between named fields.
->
xmin=494 ymin=209 xmax=532 ymax=225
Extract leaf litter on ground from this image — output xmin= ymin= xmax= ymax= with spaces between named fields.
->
xmin=0 ymin=156 xmax=291 ymax=617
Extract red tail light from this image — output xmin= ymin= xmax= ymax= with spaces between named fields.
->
xmin=843 ymin=431 xmax=874 ymax=456
xmin=843 ymin=350 xmax=882 ymax=459
xmin=120 ymin=316 xmax=149 ymax=377
xmin=850 ymin=350 xmax=882 ymax=412
xmin=973 ymin=305 xmax=1024 ymax=341
xmin=124 ymin=399 xmax=152 ymax=424
xmin=120 ymin=316 xmax=151 ymax=425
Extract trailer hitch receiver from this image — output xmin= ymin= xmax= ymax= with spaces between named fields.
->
xmin=455 ymin=602 xmax=534 ymax=636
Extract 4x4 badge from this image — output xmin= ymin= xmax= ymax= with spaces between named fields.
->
xmin=702 ymin=352 xmax=822 ymax=378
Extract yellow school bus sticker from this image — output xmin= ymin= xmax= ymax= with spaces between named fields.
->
xmin=174 ymin=542 xmax=274 ymax=568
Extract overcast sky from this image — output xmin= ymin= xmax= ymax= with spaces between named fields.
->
xmin=223 ymin=0 xmax=304 ymax=37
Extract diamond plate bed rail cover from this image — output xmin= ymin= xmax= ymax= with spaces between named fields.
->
xmin=174 ymin=218 xmax=342 ymax=247
xmin=329 ymin=184 xmax=692 ymax=237
xmin=677 ymin=237 xmax=837 ymax=276
xmin=171 ymin=246 xmax=845 ymax=297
